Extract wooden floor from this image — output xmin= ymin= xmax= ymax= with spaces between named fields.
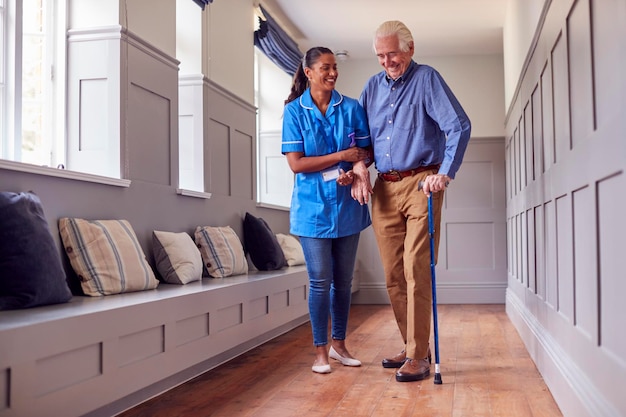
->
xmin=117 ymin=304 xmax=563 ymax=417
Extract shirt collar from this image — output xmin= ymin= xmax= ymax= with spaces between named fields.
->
xmin=385 ymin=60 xmax=418 ymax=83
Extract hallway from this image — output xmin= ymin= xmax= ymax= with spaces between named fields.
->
xmin=118 ymin=304 xmax=562 ymax=416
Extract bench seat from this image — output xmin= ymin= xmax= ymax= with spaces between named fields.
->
xmin=0 ymin=266 xmax=309 ymax=417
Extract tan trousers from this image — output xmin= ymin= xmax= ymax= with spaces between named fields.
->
xmin=371 ymin=172 xmax=443 ymax=360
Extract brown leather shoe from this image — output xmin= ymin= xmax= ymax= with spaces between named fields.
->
xmin=381 ymin=350 xmax=407 ymax=368
xmin=395 ymin=358 xmax=431 ymax=382
xmin=382 ymin=348 xmax=432 ymax=368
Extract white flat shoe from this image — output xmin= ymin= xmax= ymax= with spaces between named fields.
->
xmin=312 ymin=364 xmax=332 ymax=374
xmin=329 ymin=346 xmax=361 ymax=367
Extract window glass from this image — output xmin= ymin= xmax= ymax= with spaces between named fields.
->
xmin=21 ymin=0 xmax=48 ymax=165
xmin=255 ymin=48 xmax=293 ymax=208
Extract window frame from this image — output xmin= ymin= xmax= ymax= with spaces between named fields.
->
xmin=1 ymin=0 xmax=67 ymax=169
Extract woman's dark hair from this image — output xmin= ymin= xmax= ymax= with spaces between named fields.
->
xmin=284 ymin=46 xmax=334 ymax=105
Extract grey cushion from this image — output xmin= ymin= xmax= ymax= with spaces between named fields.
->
xmin=243 ymin=212 xmax=286 ymax=271
xmin=0 ymin=191 xmax=72 ymax=309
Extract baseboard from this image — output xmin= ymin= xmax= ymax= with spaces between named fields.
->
xmin=352 ymin=282 xmax=506 ymax=304
xmin=506 ymin=291 xmax=621 ymax=417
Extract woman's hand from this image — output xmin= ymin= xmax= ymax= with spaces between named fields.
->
xmin=337 ymin=169 xmax=355 ymax=186
xmin=341 ymin=147 xmax=370 ymax=163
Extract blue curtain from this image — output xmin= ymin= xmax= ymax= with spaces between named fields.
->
xmin=254 ymin=6 xmax=302 ymax=76
xmin=193 ymin=0 xmax=213 ymax=10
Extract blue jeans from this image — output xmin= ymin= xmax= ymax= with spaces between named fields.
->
xmin=300 ymin=233 xmax=360 ymax=346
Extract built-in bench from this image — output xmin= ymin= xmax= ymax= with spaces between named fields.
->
xmin=0 ymin=266 xmax=309 ymax=417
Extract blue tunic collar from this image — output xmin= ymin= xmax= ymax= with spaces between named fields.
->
xmin=298 ymin=89 xmax=344 ymax=118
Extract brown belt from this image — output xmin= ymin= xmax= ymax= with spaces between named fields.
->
xmin=377 ymin=164 xmax=440 ymax=182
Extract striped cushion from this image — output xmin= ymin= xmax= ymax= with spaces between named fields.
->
xmin=194 ymin=226 xmax=248 ymax=278
xmin=58 ymin=218 xmax=159 ymax=296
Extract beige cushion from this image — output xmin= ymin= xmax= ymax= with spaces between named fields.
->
xmin=194 ymin=226 xmax=248 ymax=278
xmin=276 ymin=233 xmax=305 ymax=266
xmin=152 ymin=231 xmax=203 ymax=284
xmin=58 ymin=218 xmax=159 ymax=296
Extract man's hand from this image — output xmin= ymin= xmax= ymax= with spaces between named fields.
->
xmin=351 ymin=161 xmax=373 ymax=204
xmin=421 ymin=174 xmax=451 ymax=195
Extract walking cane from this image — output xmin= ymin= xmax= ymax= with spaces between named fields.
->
xmin=419 ymin=181 xmax=443 ymax=384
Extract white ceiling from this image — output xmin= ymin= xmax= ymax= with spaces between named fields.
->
xmin=261 ymin=0 xmax=508 ymax=60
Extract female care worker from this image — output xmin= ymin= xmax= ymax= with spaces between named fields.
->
xmin=282 ymin=46 xmax=372 ymax=374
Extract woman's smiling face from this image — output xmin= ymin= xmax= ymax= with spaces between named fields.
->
xmin=305 ymin=53 xmax=338 ymax=92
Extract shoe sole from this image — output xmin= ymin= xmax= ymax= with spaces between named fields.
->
xmin=381 ymin=360 xmax=405 ymax=369
xmin=395 ymin=369 xmax=430 ymax=382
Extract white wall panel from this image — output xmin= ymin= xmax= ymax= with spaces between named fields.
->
xmin=207 ymin=119 xmax=230 ymax=196
xmin=555 ymin=194 xmax=573 ymax=322
xmin=567 ymin=0 xmax=595 ymax=148
xmin=551 ymin=33 xmax=571 ymax=163
xmin=572 ymin=186 xmax=596 ymax=341
xmin=178 ymin=75 xmax=205 ymax=192
xmin=534 ymin=205 xmax=545 ymax=299
xmin=598 ymin=172 xmax=626 ymax=362
xmin=67 ymin=29 xmax=122 ymax=178
xmin=544 ymin=200 xmax=558 ymax=310
xmin=230 ymin=130 xmax=253 ymax=199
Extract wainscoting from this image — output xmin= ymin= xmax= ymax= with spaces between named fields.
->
xmin=353 ymin=137 xmax=507 ymax=305
xmin=504 ymin=1 xmax=625 ymax=416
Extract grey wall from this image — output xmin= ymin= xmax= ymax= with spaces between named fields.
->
xmin=504 ymin=1 xmax=626 ymax=416
xmin=0 ymin=1 xmax=290 ymax=280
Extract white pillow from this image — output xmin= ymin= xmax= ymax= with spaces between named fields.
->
xmin=152 ymin=231 xmax=203 ymax=284
xmin=275 ymin=233 xmax=305 ymax=266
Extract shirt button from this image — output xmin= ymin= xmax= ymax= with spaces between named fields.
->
xmin=386 ymin=136 xmax=390 ymax=140
xmin=390 ymin=103 xmax=394 ymax=107
xmin=388 ymin=120 xmax=392 ymax=124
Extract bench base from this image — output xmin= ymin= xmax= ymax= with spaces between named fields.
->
xmin=0 ymin=266 xmax=309 ymax=417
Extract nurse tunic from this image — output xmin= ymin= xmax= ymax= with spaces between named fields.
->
xmin=281 ymin=89 xmax=372 ymax=238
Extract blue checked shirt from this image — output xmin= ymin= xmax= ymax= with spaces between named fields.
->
xmin=359 ymin=61 xmax=471 ymax=178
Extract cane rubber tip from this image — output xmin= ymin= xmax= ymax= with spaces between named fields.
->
xmin=434 ymin=373 xmax=442 ymax=385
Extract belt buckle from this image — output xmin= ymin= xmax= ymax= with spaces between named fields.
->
xmin=387 ymin=170 xmax=402 ymax=181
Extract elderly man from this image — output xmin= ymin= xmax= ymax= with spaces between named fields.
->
xmin=355 ymin=20 xmax=471 ymax=382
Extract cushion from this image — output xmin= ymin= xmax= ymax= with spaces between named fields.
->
xmin=276 ymin=233 xmax=306 ymax=266
xmin=243 ymin=212 xmax=287 ymax=271
xmin=194 ymin=226 xmax=248 ymax=278
xmin=58 ymin=218 xmax=159 ymax=296
xmin=152 ymin=230 xmax=202 ymax=284
xmin=0 ymin=191 xmax=72 ymax=310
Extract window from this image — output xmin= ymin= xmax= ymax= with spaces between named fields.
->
xmin=0 ymin=1 xmax=5 ymax=151
xmin=254 ymin=48 xmax=294 ymax=208
xmin=1 ymin=0 xmax=65 ymax=168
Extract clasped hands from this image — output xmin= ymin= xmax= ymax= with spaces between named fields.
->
xmin=336 ymin=148 xmax=371 ymax=194
xmin=336 ymin=161 xmax=372 ymax=205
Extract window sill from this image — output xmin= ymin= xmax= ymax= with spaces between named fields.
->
xmin=176 ymin=188 xmax=212 ymax=199
xmin=256 ymin=202 xmax=290 ymax=212
xmin=0 ymin=160 xmax=131 ymax=187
